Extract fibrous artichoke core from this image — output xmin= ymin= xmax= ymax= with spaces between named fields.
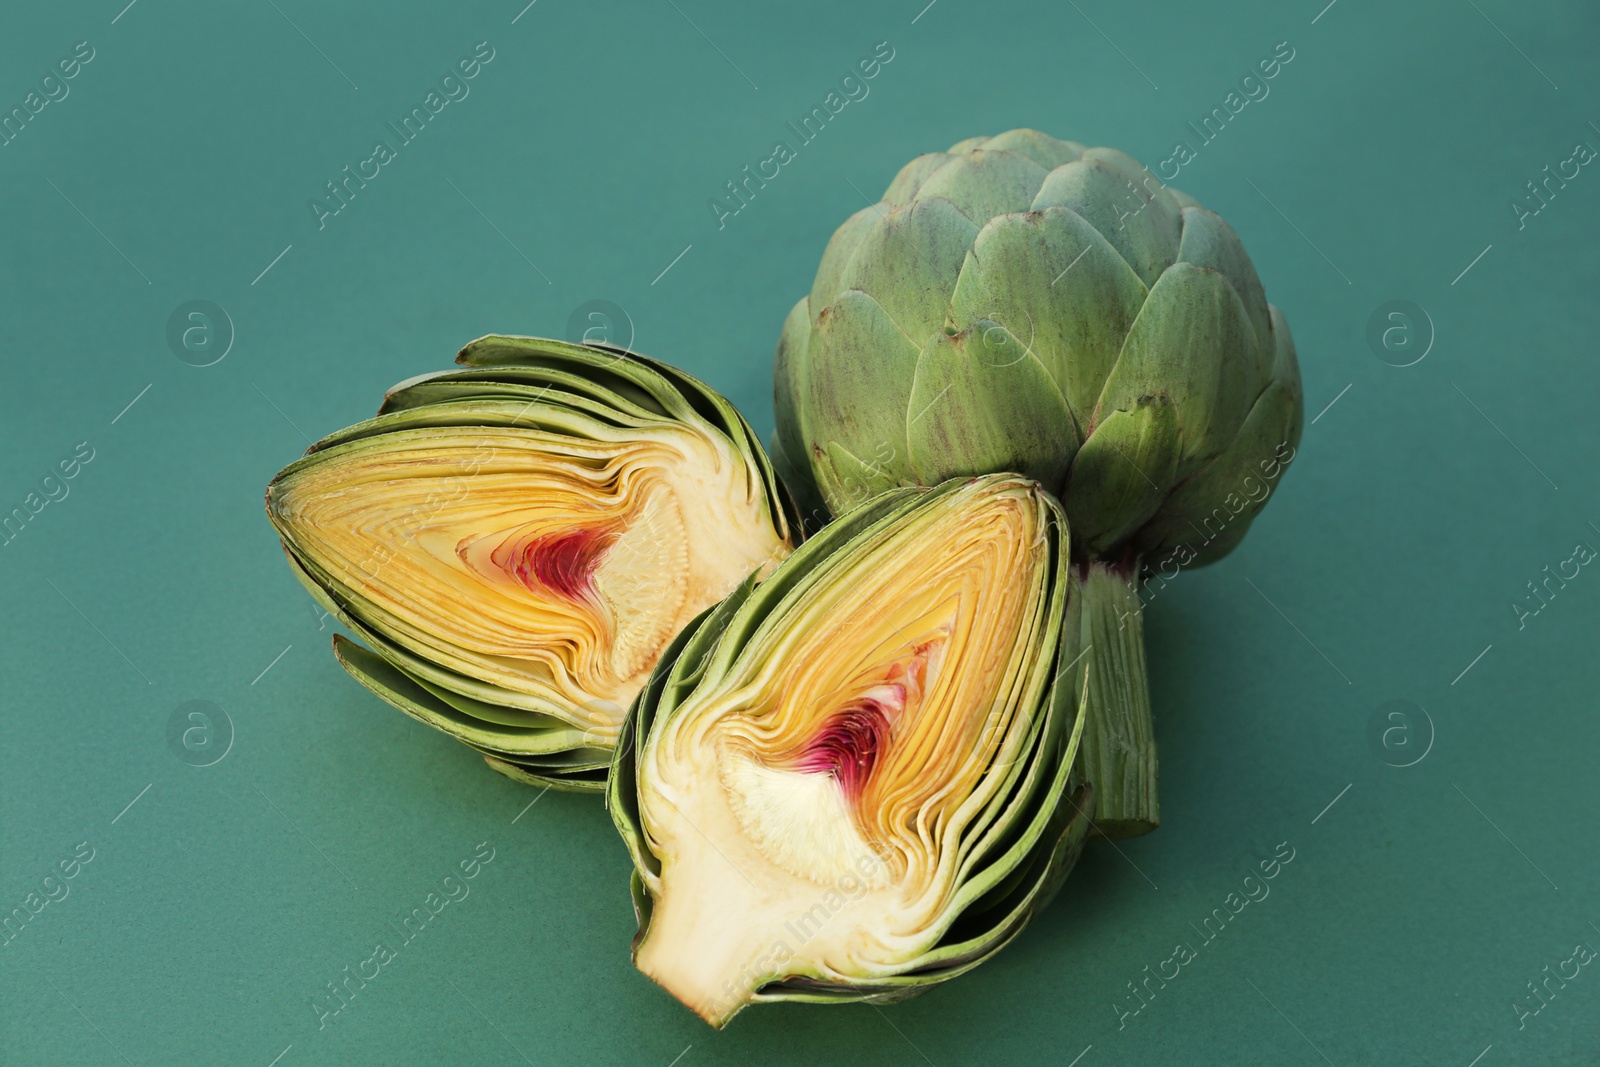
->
xmin=268 ymin=421 xmax=786 ymax=744
xmin=717 ymin=641 xmax=939 ymax=892
xmin=628 ymin=477 xmax=1077 ymax=1026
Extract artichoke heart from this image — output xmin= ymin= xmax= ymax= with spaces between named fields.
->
xmin=609 ymin=475 xmax=1091 ymax=1026
xmin=266 ymin=335 xmax=796 ymax=790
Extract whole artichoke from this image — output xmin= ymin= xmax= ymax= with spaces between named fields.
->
xmin=266 ymin=335 xmax=796 ymax=790
xmin=609 ymin=475 xmax=1091 ymax=1026
xmin=773 ymin=129 xmax=1303 ymax=836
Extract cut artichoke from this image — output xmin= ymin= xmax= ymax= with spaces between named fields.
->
xmin=609 ymin=474 xmax=1092 ymax=1026
xmin=773 ymin=129 xmax=1305 ymax=835
xmin=266 ymin=335 xmax=797 ymax=790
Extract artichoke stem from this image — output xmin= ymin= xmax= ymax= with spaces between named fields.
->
xmin=631 ymin=851 xmax=782 ymax=1029
xmin=1069 ymin=561 xmax=1158 ymax=839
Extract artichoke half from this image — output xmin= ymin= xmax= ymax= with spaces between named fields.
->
xmin=608 ymin=474 xmax=1092 ymax=1026
xmin=774 ymin=129 xmax=1304 ymax=836
xmin=266 ymin=335 xmax=797 ymax=790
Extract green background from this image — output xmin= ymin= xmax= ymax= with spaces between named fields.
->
xmin=2 ymin=0 xmax=1596 ymax=1064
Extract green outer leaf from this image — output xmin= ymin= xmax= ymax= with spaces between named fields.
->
xmin=1080 ymin=146 xmax=1184 ymax=239
xmin=836 ymin=197 xmax=978 ymax=345
xmin=814 ymin=441 xmax=904 ymax=518
xmin=483 ymin=755 xmax=607 ymax=791
xmin=474 ymin=746 xmax=611 ymax=774
xmin=375 ymin=379 xmax=656 ymax=428
xmin=1094 ymin=261 xmax=1256 ymax=480
xmin=945 ymin=135 xmax=987 ymax=155
xmin=1175 ymin=205 xmax=1273 ymax=383
xmin=300 ymin=404 xmax=660 ymax=466
xmin=769 ymin=430 xmax=828 ymax=535
xmin=882 ymin=152 xmax=953 ymax=205
xmin=808 ymin=203 xmax=885 ymax=315
xmin=1134 ymin=302 xmax=1303 ymax=564
xmin=1134 ymin=379 xmax=1298 ymax=560
xmin=904 ymin=322 xmax=1077 ymax=493
xmin=771 ymin=298 xmax=820 ymax=522
xmin=911 ymin=149 xmax=1049 ymax=224
xmin=947 ymin=205 xmax=1148 ymax=426
xmin=455 ymin=335 xmax=686 ymax=418
xmin=1166 ymin=184 xmax=1203 ymax=210
xmin=975 ymin=128 xmax=1085 ymax=170
xmin=1267 ymin=302 xmax=1305 ymax=455
xmin=1183 ymin=514 xmax=1257 ymax=570
xmin=802 ymin=288 xmax=922 ymax=511
xmin=1063 ymin=393 xmax=1182 ymax=557
xmin=333 ymin=636 xmax=607 ymax=792
xmin=1031 ymin=158 xmax=1180 ymax=288
xmin=382 ymin=367 xmax=667 ymax=423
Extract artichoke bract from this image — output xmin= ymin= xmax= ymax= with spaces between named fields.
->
xmin=266 ymin=335 xmax=797 ymax=790
xmin=609 ymin=474 xmax=1092 ymax=1027
xmin=774 ymin=129 xmax=1304 ymax=836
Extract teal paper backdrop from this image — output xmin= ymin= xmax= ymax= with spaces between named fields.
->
xmin=2 ymin=1 xmax=1595 ymax=1064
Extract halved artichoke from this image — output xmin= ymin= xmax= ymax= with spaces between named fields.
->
xmin=608 ymin=474 xmax=1092 ymax=1026
xmin=265 ymin=335 xmax=797 ymax=790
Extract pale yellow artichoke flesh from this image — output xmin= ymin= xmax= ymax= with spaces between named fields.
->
xmin=270 ymin=423 xmax=789 ymax=742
